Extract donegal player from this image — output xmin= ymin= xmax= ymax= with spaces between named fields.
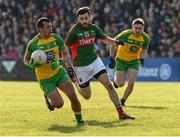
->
xmin=23 ymin=17 xmax=84 ymax=124
xmin=109 ymin=18 xmax=150 ymax=106
xmin=65 ymin=6 xmax=135 ymax=120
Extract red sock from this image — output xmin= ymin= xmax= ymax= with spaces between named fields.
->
xmin=116 ymin=105 xmax=124 ymax=115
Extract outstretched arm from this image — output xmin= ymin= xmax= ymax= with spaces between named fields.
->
xmin=101 ymin=36 xmax=124 ymax=46
xmin=101 ymin=36 xmax=116 ymax=45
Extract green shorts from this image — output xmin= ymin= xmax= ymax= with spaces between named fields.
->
xmin=39 ymin=68 xmax=70 ymax=95
xmin=115 ymin=58 xmax=140 ymax=71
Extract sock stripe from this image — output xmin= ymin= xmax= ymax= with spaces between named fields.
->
xmin=74 ymin=111 xmax=81 ymax=115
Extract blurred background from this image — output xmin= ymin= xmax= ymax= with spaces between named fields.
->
xmin=0 ymin=0 xmax=180 ymax=81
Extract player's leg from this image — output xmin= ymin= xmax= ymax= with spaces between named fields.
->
xmin=57 ymin=80 xmax=80 ymax=112
xmin=96 ymin=70 xmax=135 ymax=120
xmin=114 ymin=71 xmax=126 ymax=105
xmin=57 ymin=80 xmax=84 ymax=124
xmin=46 ymin=89 xmax=64 ymax=109
xmin=56 ymin=68 xmax=84 ymax=124
xmin=114 ymin=71 xmax=126 ymax=88
xmin=97 ymin=71 xmax=120 ymax=105
xmin=73 ymin=65 xmax=93 ymax=100
xmin=113 ymin=58 xmax=127 ymax=88
xmin=120 ymin=60 xmax=140 ymax=105
xmin=39 ymin=76 xmax=64 ymax=111
xmin=121 ymin=68 xmax=138 ymax=105
xmin=75 ymin=81 xmax=92 ymax=100
xmin=91 ymin=57 xmax=120 ymax=106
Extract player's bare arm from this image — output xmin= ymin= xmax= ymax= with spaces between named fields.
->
xmin=110 ymin=42 xmax=118 ymax=57
xmin=101 ymin=36 xmax=117 ymax=46
xmin=102 ymin=36 xmax=124 ymax=47
xmin=141 ymin=49 xmax=148 ymax=58
xmin=61 ymin=48 xmax=73 ymax=68
xmin=23 ymin=52 xmax=31 ymax=66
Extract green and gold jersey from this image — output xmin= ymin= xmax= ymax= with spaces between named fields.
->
xmin=25 ymin=33 xmax=66 ymax=80
xmin=115 ymin=29 xmax=150 ymax=61
xmin=65 ymin=23 xmax=106 ymax=66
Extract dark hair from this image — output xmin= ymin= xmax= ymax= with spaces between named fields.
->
xmin=36 ymin=17 xmax=51 ymax=30
xmin=76 ymin=6 xmax=90 ymax=16
xmin=132 ymin=18 xmax=144 ymax=26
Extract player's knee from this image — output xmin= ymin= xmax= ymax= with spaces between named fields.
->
xmin=128 ymin=80 xmax=135 ymax=88
xmin=114 ymin=79 xmax=125 ymax=87
xmin=54 ymin=101 xmax=64 ymax=109
xmin=78 ymin=87 xmax=91 ymax=100
xmin=83 ymin=94 xmax=91 ymax=100
xmin=118 ymin=82 xmax=125 ymax=87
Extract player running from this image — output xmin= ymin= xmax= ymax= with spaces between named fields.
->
xmin=65 ymin=6 xmax=135 ymax=120
xmin=23 ymin=17 xmax=84 ymax=124
xmin=109 ymin=18 xmax=150 ymax=106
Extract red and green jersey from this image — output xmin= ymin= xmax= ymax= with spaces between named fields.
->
xmin=65 ymin=23 xmax=106 ymax=66
xmin=115 ymin=29 xmax=150 ymax=61
xmin=25 ymin=33 xmax=66 ymax=80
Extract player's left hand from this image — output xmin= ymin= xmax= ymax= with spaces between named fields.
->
xmin=51 ymin=60 xmax=62 ymax=70
xmin=116 ymin=39 xmax=124 ymax=46
xmin=140 ymin=58 xmax=145 ymax=67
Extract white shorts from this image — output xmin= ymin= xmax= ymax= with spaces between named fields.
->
xmin=74 ymin=57 xmax=106 ymax=84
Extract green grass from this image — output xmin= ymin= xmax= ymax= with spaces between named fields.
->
xmin=0 ymin=81 xmax=180 ymax=136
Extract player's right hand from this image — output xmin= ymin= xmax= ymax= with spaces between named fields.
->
xmin=109 ymin=56 xmax=115 ymax=69
xmin=140 ymin=58 xmax=145 ymax=67
xmin=27 ymin=59 xmax=42 ymax=69
xmin=116 ymin=39 xmax=125 ymax=46
xmin=51 ymin=60 xmax=62 ymax=70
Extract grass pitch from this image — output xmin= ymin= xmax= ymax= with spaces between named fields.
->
xmin=0 ymin=81 xmax=180 ymax=136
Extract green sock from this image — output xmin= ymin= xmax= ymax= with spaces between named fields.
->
xmin=74 ymin=112 xmax=83 ymax=123
xmin=121 ymin=98 xmax=126 ymax=105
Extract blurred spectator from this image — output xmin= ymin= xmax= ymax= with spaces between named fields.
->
xmin=0 ymin=0 xmax=179 ymax=59
xmin=6 ymin=46 xmax=19 ymax=59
